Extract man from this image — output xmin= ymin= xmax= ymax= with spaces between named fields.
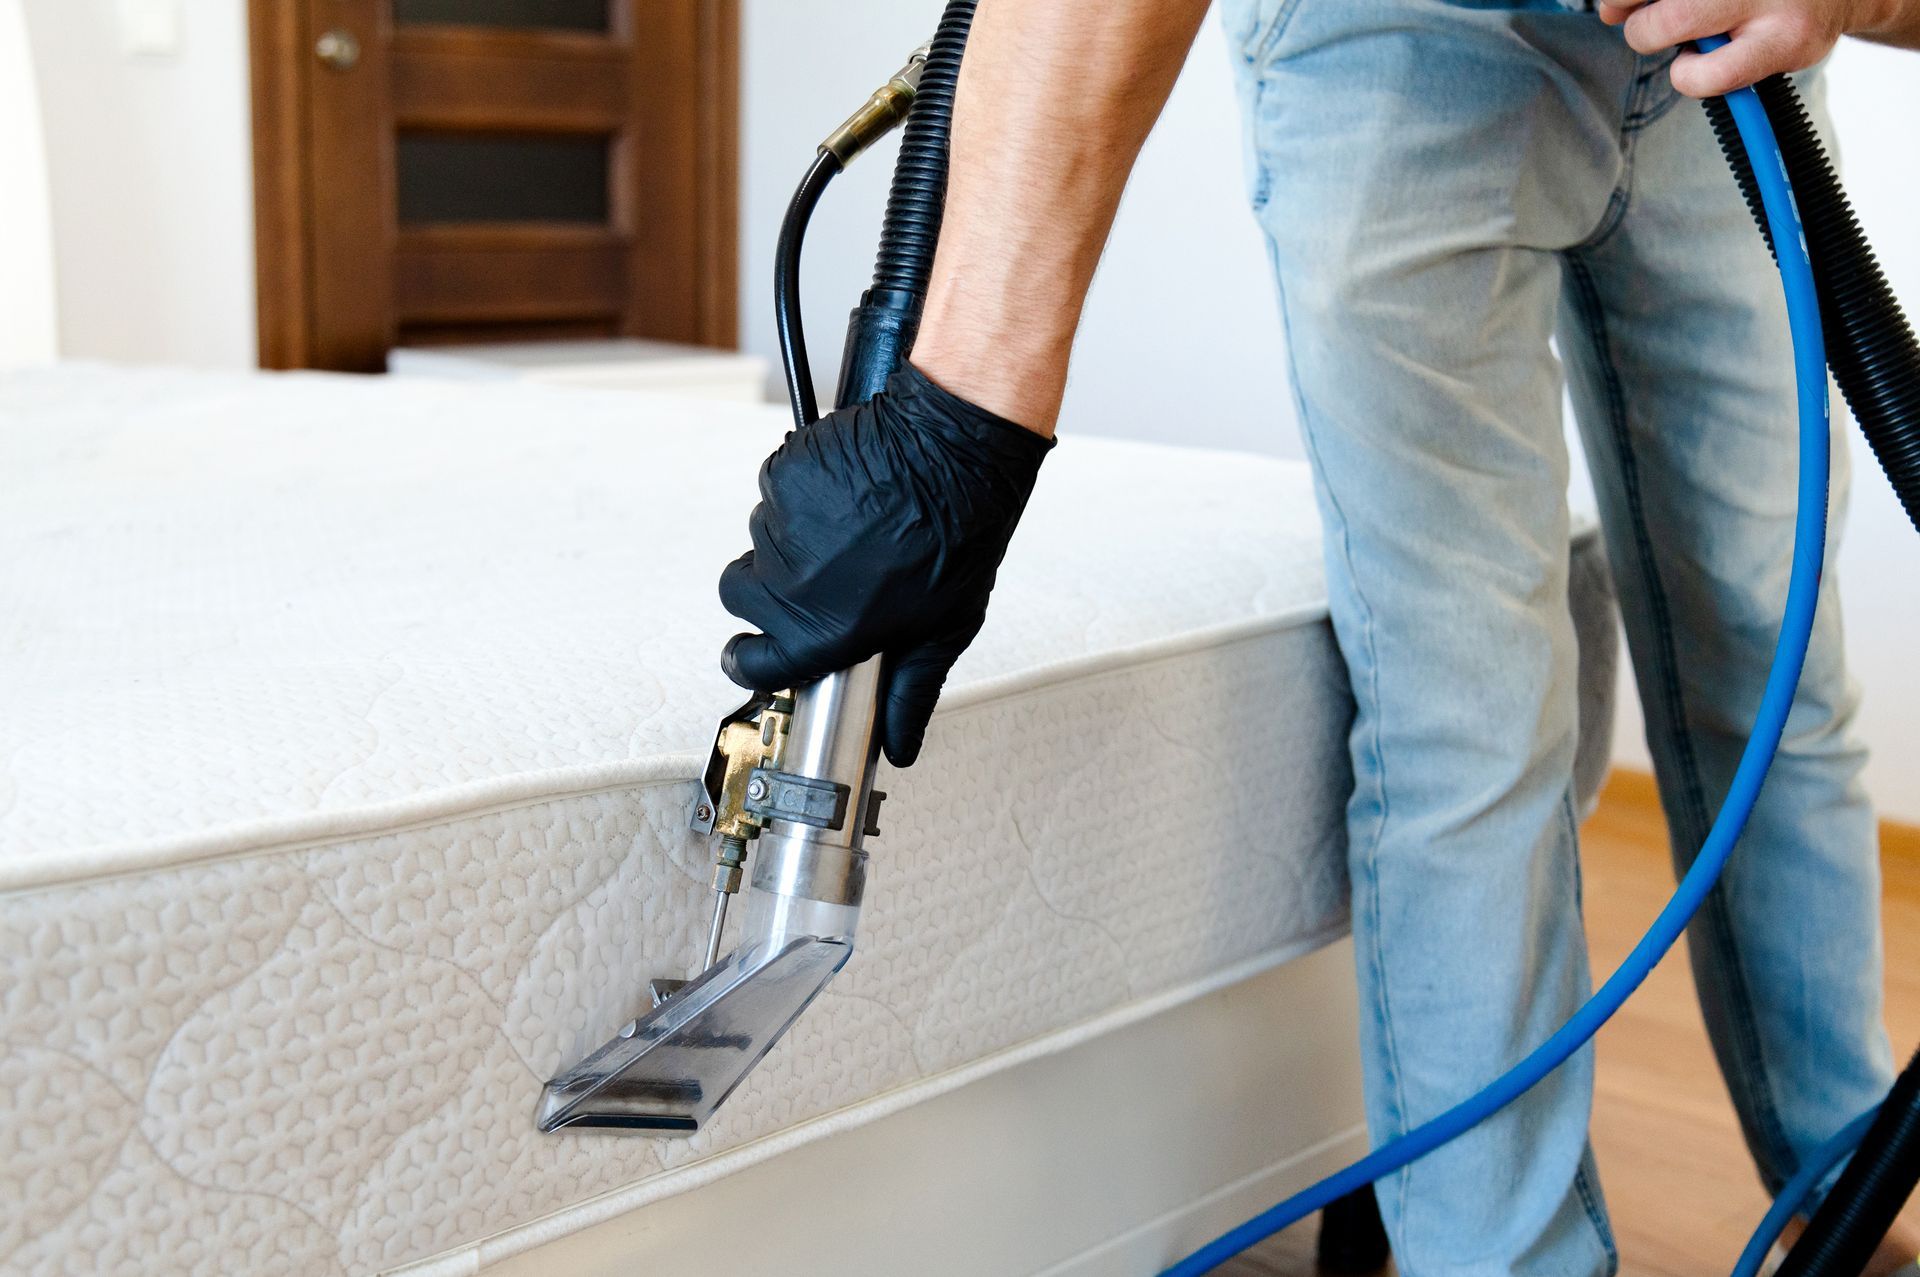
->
xmin=718 ymin=0 xmax=1920 ymax=1271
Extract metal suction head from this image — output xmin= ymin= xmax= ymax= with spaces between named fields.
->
xmin=540 ymin=658 xmax=883 ymax=1136
xmin=536 ymin=934 xmax=852 ymax=1134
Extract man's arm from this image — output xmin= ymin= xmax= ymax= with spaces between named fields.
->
xmin=1597 ymin=0 xmax=1920 ymax=96
xmin=913 ymin=0 xmax=1215 ymax=435
xmin=720 ymin=0 xmax=1210 ymax=764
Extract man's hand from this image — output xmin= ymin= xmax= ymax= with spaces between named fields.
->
xmin=719 ymin=364 xmax=1052 ymax=768
xmin=1598 ymin=0 xmax=1920 ymax=97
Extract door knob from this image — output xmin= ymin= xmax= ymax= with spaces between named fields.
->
xmin=315 ymin=29 xmax=360 ymax=72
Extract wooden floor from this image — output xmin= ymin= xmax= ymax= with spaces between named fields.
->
xmin=1221 ymin=772 xmax=1920 ymax=1277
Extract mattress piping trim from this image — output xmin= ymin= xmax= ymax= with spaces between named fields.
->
xmin=2 ymin=600 xmax=1340 ymax=895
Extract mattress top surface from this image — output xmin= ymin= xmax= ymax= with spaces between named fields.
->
xmin=0 ymin=364 xmax=1329 ymax=884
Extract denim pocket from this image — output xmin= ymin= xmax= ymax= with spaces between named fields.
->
xmin=1222 ymin=0 xmax=1305 ymax=66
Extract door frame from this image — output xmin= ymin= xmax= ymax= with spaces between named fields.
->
xmin=248 ymin=0 xmax=740 ymax=371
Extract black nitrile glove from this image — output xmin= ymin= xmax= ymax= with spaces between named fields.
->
xmin=719 ymin=363 xmax=1054 ymax=767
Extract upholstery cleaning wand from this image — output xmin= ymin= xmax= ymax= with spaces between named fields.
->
xmin=536 ymin=3 xmax=975 ymax=1135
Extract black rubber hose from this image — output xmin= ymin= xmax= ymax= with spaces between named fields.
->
xmin=870 ymin=0 xmax=976 ymax=298
xmin=1703 ymin=77 xmax=1920 ymax=532
xmin=1775 ymin=1046 xmax=1920 ymax=1277
xmin=836 ymin=0 xmax=978 ymax=411
xmin=773 ymin=150 xmax=843 ymax=430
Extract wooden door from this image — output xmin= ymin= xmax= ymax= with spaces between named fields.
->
xmin=250 ymin=0 xmax=738 ymax=371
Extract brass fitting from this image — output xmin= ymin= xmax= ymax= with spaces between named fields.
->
xmin=819 ymin=44 xmax=931 ymax=166
xmin=709 ymin=697 xmax=792 ymax=846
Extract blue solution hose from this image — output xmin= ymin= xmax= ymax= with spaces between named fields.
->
xmin=1163 ymin=38 xmax=1831 ymax=1276
xmin=1731 ymin=1106 xmax=1881 ymax=1277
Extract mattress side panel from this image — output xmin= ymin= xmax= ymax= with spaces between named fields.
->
xmin=0 ymin=624 xmax=1354 ymax=1275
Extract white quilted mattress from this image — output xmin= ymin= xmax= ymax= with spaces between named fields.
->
xmin=0 ymin=365 xmax=1609 ymax=1275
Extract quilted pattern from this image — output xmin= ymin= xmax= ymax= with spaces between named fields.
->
xmin=0 ymin=366 xmax=1599 ymax=1274
xmin=1 ymin=650 xmax=1353 ymax=1276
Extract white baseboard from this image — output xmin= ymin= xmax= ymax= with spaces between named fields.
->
xmin=1034 ymin=1123 xmax=1368 ymax=1277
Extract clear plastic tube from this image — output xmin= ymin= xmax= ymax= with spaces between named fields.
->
xmin=739 ymin=879 xmax=862 ymax=956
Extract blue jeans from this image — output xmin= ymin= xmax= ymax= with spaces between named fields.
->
xmin=1220 ymin=2 xmax=1894 ymax=1271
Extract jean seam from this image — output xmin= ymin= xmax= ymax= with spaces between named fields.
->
xmin=1240 ymin=0 xmax=1307 ymax=68
xmin=1561 ymin=253 xmax=1799 ymax=1189
xmin=1573 ymin=1160 xmax=1619 ymax=1274
xmin=1562 ymin=258 xmax=1707 ymax=829
xmin=1578 ymin=65 xmax=1658 ymax=250
xmin=1562 ymin=786 xmax=1586 ymax=913
xmin=1247 ymin=70 xmax=1273 ymax=210
xmin=1262 ymin=235 xmax=1411 ymax=1218
xmin=1563 ymin=789 xmax=1617 ymax=1270
xmin=1624 ymin=52 xmax=1686 ymax=133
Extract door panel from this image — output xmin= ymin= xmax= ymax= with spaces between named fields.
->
xmin=393 ymin=0 xmax=611 ymax=32
xmin=626 ymin=0 xmax=732 ymax=347
xmin=390 ymin=28 xmax=628 ymax=133
xmin=395 ymin=225 xmax=627 ymax=329
xmin=251 ymin=0 xmax=737 ymax=370
xmin=396 ymin=134 xmax=611 ymax=224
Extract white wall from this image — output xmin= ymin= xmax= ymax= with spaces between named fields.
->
xmin=22 ymin=0 xmax=256 ymax=368
xmin=1827 ymin=44 xmax=1920 ymax=823
xmin=1 ymin=0 xmax=58 ymax=367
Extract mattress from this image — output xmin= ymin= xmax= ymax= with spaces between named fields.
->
xmin=0 ymin=365 xmax=1615 ymax=1275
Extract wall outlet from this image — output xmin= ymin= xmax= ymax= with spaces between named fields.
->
xmin=116 ymin=0 xmax=182 ymax=59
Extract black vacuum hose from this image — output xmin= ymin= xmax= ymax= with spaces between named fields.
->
xmin=835 ymin=0 xmax=978 ymax=409
xmin=1776 ymin=1046 xmax=1920 ymax=1277
xmin=870 ymin=1 xmax=973 ymax=296
xmin=1704 ymin=77 xmax=1920 ymax=532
